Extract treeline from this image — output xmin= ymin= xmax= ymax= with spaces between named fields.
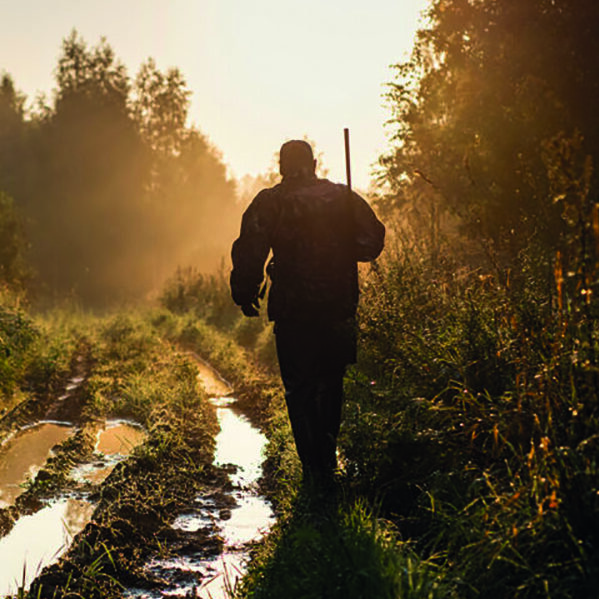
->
xmin=379 ymin=0 xmax=599 ymax=281
xmin=0 ymin=31 xmax=238 ymax=305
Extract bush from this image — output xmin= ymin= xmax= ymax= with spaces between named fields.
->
xmin=340 ymin=233 xmax=599 ymax=597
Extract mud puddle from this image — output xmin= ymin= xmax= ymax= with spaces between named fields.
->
xmin=125 ymin=357 xmax=274 ymax=599
xmin=0 ymin=497 xmax=94 ymax=596
xmin=0 ymin=419 xmax=146 ymax=596
xmin=0 ymin=344 xmax=92 ymax=512
xmin=71 ymin=419 xmax=147 ymax=485
xmin=0 ymin=421 xmax=74 ymax=508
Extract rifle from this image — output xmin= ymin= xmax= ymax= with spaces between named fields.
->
xmin=344 ymin=128 xmax=352 ymax=194
xmin=344 ymin=128 xmax=356 ymax=261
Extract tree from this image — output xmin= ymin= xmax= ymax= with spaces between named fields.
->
xmin=26 ymin=31 xmax=147 ymax=303
xmin=0 ymin=192 xmax=29 ymax=288
xmin=0 ymin=32 xmax=238 ymax=304
xmin=380 ymin=0 xmax=599 ymax=269
xmin=132 ymin=59 xmax=238 ymax=276
xmin=133 ymin=59 xmax=189 ymax=158
xmin=0 ymin=74 xmax=27 ymax=201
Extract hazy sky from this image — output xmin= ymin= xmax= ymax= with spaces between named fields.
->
xmin=0 ymin=0 xmax=428 ymax=190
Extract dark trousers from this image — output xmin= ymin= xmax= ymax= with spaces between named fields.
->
xmin=274 ymin=319 xmax=356 ymax=480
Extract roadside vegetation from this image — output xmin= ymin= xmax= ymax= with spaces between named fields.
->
xmin=158 ymin=208 xmax=598 ymax=598
xmin=0 ymin=293 xmax=78 ymax=425
xmin=156 ymin=2 xmax=599 ymax=595
xmin=0 ymin=1 xmax=597 ymax=598
xmin=0 ymin=306 xmax=221 ymax=598
xmin=160 ymin=271 xmax=447 ymax=599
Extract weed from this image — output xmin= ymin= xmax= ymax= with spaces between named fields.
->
xmin=160 ymin=230 xmax=599 ymax=597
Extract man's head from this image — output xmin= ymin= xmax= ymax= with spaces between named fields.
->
xmin=279 ymin=140 xmax=316 ymax=178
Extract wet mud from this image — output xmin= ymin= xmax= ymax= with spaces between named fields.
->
xmin=124 ymin=357 xmax=274 ymax=599
xmin=0 ymin=350 xmax=90 ymax=442
xmin=0 ymin=349 xmax=274 ymax=599
xmin=0 ymin=351 xmax=148 ymax=597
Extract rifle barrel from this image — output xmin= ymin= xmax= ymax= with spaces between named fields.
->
xmin=344 ymin=128 xmax=352 ymax=193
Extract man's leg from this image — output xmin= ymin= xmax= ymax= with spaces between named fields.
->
xmin=275 ymin=322 xmax=321 ymax=477
xmin=314 ymin=368 xmax=345 ymax=475
xmin=275 ymin=320 xmax=354 ymax=481
xmin=313 ymin=318 xmax=355 ymax=476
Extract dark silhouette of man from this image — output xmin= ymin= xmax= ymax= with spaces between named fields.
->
xmin=230 ymin=139 xmax=385 ymax=483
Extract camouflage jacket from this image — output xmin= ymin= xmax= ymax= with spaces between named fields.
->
xmin=230 ymin=175 xmax=385 ymax=323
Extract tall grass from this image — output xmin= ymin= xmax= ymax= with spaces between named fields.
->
xmin=156 ymin=212 xmax=599 ymax=598
xmin=342 ymin=229 xmax=599 ymax=598
xmin=239 ymin=499 xmax=448 ymax=599
xmin=161 ymin=267 xmax=278 ymax=371
xmin=0 ymin=297 xmax=81 ymax=424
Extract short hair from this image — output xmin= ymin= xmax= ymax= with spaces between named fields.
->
xmin=279 ymin=140 xmax=314 ymax=176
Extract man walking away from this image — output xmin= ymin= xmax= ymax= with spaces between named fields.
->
xmin=230 ymin=139 xmax=385 ymax=485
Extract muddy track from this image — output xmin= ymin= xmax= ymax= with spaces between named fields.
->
xmin=0 ymin=341 xmax=158 ymax=596
xmin=120 ymin=359 xmax=275 ymax=599
xmin=0 ymin=344 xmax=92 ymax=440
xmin=0 ymin=349 xmax=272 ymax=599
xmin=30 ymin=454 xmax=231 ymax=597
xmin=0 ymin=346 xmax=94 ymax=539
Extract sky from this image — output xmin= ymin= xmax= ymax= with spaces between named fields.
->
xmin=0 ymin=0 xmax=429 ymax=191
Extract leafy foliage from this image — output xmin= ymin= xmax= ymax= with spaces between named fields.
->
xmin=0 ymin=192 xmax=30 ymax=288
xmin=366 ymin=11 xmax=599 ymax=592
xmin=380 ymin=0 xmax=599 ymax=269
xmin=0 ymin=31 xmax=239 ymax=305
xmin=340 ymin=227 xmax=599 ymax=597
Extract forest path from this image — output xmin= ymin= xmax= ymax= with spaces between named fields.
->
xmin=123 ymin=354 xmax=275 ymax=598
xmin=0 ymin=354 xmax=147 ymax=596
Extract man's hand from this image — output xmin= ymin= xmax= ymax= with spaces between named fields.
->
xmin=241 ymin=298 xmax=260 ymax=317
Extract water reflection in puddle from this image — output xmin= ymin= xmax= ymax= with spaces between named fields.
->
xmin=0 ymin=422 xmax=74 ymax=508
xmin=213 ymin=407 xmax=264 ymax=488
xmin=57 ymin=371 xmax=85 ymax=402
xmin=193 ymin=355 xmax=233 ymax=398
xmin=65 ymin=376 xmax=85 ymax=392
xmin=221 ymin=494 xmax=274 ymax=546
xmin=71 ymin=420 xmax=147 ymax=485
xmin=95 ymin=420 xmax=146 ymax=455
xmin=125 ymin=359 xmax=274 ymax=599
xmin=0 ymin=497 xmax=94 ymax=596
xmin=0 ymin=418 xmax=147 ymax=595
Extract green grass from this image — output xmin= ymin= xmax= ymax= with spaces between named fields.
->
xmin=159 ymin=232 xmax=599 ymax=598
xmin=0 ymin=301 xmax=78 ymax=420
xmin=239 ymin=499 xmax=448 ymax=599
xmin=0 ymin=308 xmax=219 ymax=598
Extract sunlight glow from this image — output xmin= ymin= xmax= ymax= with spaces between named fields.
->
xmin=0 ymin=0 xmax=429 ymax=189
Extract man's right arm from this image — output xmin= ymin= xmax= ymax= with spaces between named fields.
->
xmin=230 ymin=190 xmax=275 ymax=312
